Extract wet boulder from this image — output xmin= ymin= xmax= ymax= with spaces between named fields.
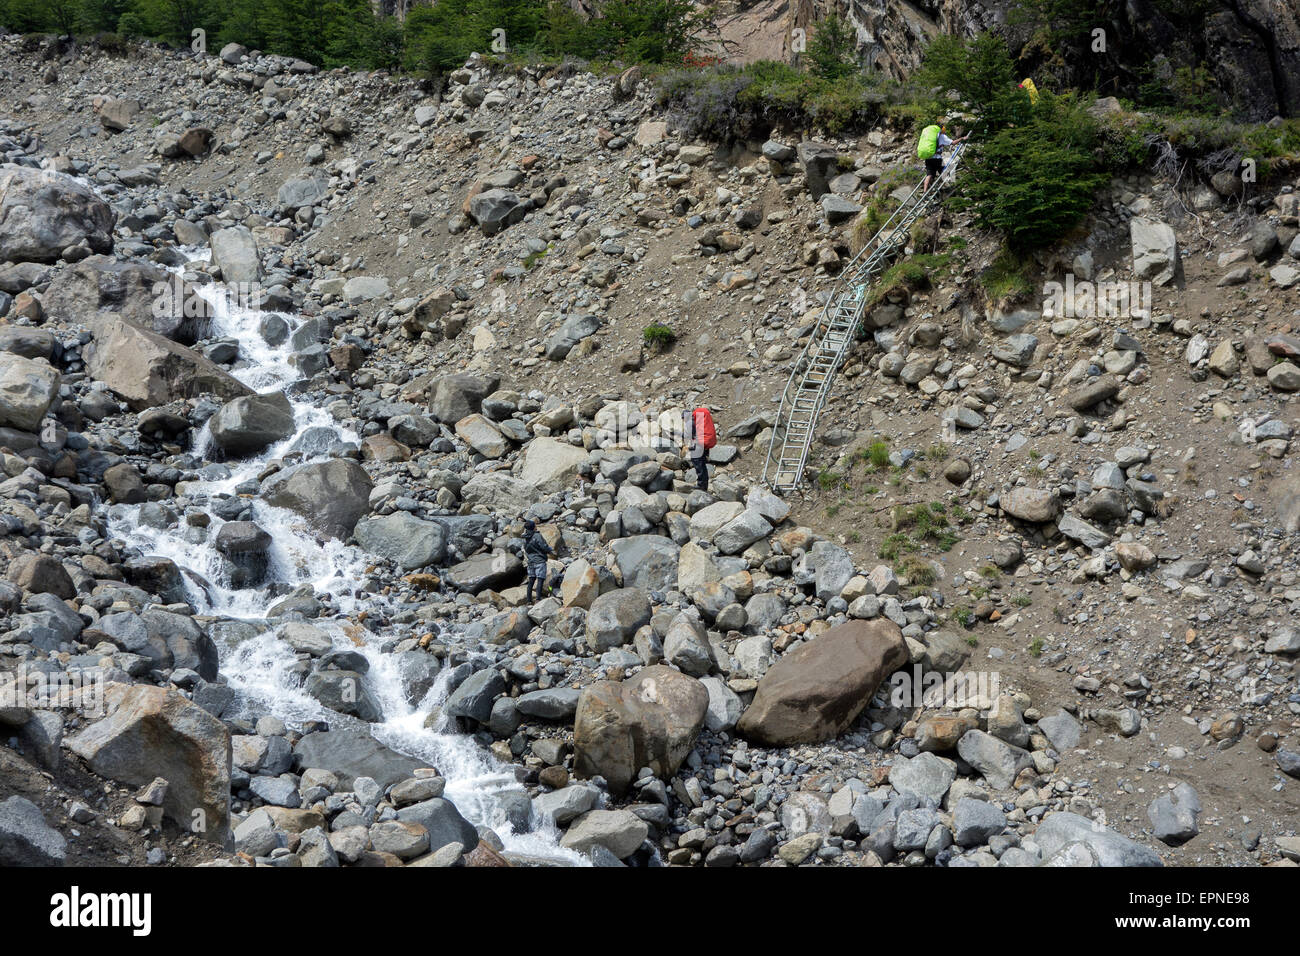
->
xmin=305 ymin=668 xmax=382 ymax=723
xmin=123 ymin=555 xmax=190 ymax=605
xmin=261 ymin=459 xmax=373 ymax=540
xmin=294 ymin=724 xmax=423 ymax=790
xmin=208 ymin=391 xmax=294 ymax=458
xmin=215 ymin=521 xmax=273 ymax=587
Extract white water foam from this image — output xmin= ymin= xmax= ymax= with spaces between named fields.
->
xmin=105 ymin=253 xmax=585 ymax=863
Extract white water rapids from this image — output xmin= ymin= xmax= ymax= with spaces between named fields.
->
xmin=105 ymin=253 xmax=585 ymax=864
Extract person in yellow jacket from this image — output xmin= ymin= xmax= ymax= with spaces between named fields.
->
xmin=1019 ymin=77 xmax=1039 ymax=104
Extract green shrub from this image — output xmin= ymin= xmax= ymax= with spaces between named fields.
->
xmin=642 ymin=322 xmax=676 ymax=347
xmin=866 ymin=253 xmax=949 ymax=305
xmin=806 ymin=13 xmax=858 ymax=81
xmin=917 ymin=31 xmax=1030 ymax=134
xmin=115 ymin=11 xmax=145 ymax=38
xmin=656 ymin=59 xmax=913 ymax=143
xmin=953 ymin=91 xmax=1107 ymax=251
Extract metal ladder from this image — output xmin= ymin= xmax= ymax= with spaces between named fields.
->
xmin=763 ymin=143 xmax=966 ymax=492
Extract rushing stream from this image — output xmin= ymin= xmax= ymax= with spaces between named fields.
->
xmin=105 ymin=252 xmax=585 ymax=864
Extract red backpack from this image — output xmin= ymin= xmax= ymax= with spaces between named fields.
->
xmin=692 ymin=407 xmax=717 ymax=450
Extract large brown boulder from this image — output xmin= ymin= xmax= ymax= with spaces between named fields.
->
xmin=736 ymin=619 xmax=907 ymax=747
xmin=66 ymin=683 xmax=231 ymax=843
xmin=6 ymin=552 xmax=75 ymax=599
xmin=83 ymin=313 xmax=252 ymax=410
xmin=573 ymin=665 xmax=708 ymax=796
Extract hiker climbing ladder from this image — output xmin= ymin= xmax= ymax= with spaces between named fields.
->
xmin=762 ymin=143 xmax=967 ymax=493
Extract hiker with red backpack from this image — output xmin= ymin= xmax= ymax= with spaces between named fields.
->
xmin=682 ymin=406 xmax=717 ymax=491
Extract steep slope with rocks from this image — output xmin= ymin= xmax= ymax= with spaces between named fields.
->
xmin=0 ymin=35 xmax=1298 ymax=869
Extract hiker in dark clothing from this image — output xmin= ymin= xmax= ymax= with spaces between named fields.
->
xmin=522 ymin=519 xmax=554 ymax=602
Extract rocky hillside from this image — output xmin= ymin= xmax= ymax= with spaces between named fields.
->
xmin=0 ymin=35 xmax=1298 ymax=869
xmin=715 ymin=0 xmax=1299 ymax=121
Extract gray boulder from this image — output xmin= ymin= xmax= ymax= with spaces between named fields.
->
xmin=262 ymin=459 xmax=373 ymax=540
xmin=585 ymin=588 xmax=652 ymax=652
xmin=796 ymin=141 xmax=839 ymax=200
xmin=0 ymin=165 xmax=115 ymax=263
xmin=560 ymin=809 xmax=648 ymax=859
xmin=0 ymin=353 xmax=59 ymax=432
xmin=1034 ymin=811 xmax=1163 ymax=866
xmin=1130 ymin=217 xmax=1178 ymax=286
xmin=396 ymin=798 xmax=480 ymax=853
xmin=714 ymin=509 xmax=772 ymax=555
xmin=210 ymin=226 xmax=261 ymax=284
xmin=0 ymin=796 xmax=66 ymax=865
xmin=443 ymin=668 xmax=506 ymax=724
xmin=516 ymin=688 xmax=581 ymax=721
xmin=953 ymin=797 xmax=1007 ymax=846
xmin=277 ymin=175 xmax=329 ymax=212
xmin=354 ymin=512 xmax=447 ymax=570
xmin=610 ymin=535 xmax=681 ymax=591
xmin=294 ymin=724 xmax=422 ymax=789
xmin=208 ymin=391 xmax=294 ymax=458
xmin=889 ymin=752 xmax=956 ymax=803
xmin=1147 ymin=782 xmax=1201 ymax=846
xmin=425 ymin=373 xmax=499 ymax=423
xmin=545 ymin=314 xmax=600 ymax=360
xmin=467 ymin=188 xmax=526 ymax=236
xmin=40 ymin=255 xmax=210 ymax=345
xmin=956 ymin=730 xmax=1033 ymax=790
xmin=443 ymin=551 xmax=523 ymax=593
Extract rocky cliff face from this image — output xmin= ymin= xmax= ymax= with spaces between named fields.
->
xmin=713 ymin=0 xmax=1298 ymax=120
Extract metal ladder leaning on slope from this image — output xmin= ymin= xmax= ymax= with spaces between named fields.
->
xmin=762 ymin=143 xmax=967 ymax=493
